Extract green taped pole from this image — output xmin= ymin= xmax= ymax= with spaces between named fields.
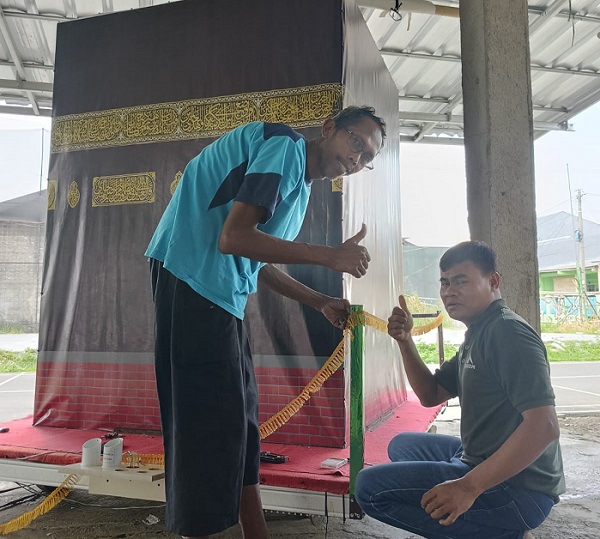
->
xmin=349 ymin=304 xmax=365 ymax=518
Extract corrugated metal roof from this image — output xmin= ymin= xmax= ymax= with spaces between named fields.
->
xmin=0 ymin=189 xmax=46 ymax=222
xmin=1 ymin=0 xmax=600 ymax=143
xmin=363 ymin=0 xmax=600 ymax=142
xmin=537 ymin=211 xmax=600 ymax=271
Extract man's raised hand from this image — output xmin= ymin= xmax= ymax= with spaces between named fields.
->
xmin=331 ymin=224 xmax=371 ymax=278
xmin=388 ymin=295 xmax=414 ymax=343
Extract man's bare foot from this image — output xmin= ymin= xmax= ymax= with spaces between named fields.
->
xmin=524 ymin=532 xmax=535 ymax=539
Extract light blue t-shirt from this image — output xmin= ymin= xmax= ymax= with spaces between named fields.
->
xmin=145 ymin=122 xmax=311 ymax=319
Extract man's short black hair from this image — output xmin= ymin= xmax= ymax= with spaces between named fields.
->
xmin=439 ymin=240 xmax=498 ymax=274
xmin=331 ymin=106 xmax=387 ymax=144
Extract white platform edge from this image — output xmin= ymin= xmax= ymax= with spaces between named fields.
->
xmin=0 ymin=459 xmax=349 ymax=517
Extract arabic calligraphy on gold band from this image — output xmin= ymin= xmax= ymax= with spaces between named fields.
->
xmin=51 ymin=83 xmax=343 ymax=153
xmin=92 ymin=172 xmax=156 ymax=207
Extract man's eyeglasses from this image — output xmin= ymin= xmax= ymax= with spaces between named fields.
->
xmin=344 ymin=128 xmax=374 ymax=171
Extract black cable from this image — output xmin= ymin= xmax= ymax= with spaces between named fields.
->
xmin=15 ymin=483 xmax=43 ymax=496
xmin=391 ymin=0 xmax=403 ymax=21
xmin=0 ymin=486 xmax=24 ymax=496
xmin=324 ymin=491 xmax=329 ymax=539
xmin=0 ymin=493 xmax=42 ymax=512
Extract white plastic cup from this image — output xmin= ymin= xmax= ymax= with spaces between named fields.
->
xmin=102 ymin=438 xmax=124 ymax=469
xmin=81 ymin=438 xmax=102 ymax=466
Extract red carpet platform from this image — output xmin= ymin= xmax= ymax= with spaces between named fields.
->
xmin=0 ymin=393 xmax=443 ymax=496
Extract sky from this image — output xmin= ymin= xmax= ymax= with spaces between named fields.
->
xmin=0 ymin=114 xmax=51 ymax=202
xmin=400 ymin=101 xmax=600 ymax=246
xmin=1 ymin=103 xmax=599 ymax=248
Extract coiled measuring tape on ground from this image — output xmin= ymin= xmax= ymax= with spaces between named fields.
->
xmin=0 ymin=473 xmax=81 ymax=535
xmin=0 ymin=310 xmax=443 ymax=534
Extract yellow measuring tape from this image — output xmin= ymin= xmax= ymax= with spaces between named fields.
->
xmin=259 ymin=309 xmax=442 ymax=439
xmin=0 ymin=474 xmax=80 ymax=535
xmin=0 ymin=309 xmax=443 ymax=535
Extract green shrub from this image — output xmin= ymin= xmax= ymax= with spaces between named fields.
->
xmin=416 ymin=339 xmax=600 ymax=363
xmin=0 ymin=324 xmax=26 ymax=334
xmin=415 ymin=343 xmax=459 ymax=364
xmin=545 ymin=340 xmax=600 ymax=362
xmin=0 ymin=348 xmax=38 ymax=372
xmin=541 ymin=320 xmax=600 ymax=335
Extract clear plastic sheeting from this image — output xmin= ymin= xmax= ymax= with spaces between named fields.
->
xmin=342 ymin=0 xmax=406 ymax=428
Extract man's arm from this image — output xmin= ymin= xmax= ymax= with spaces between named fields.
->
xmin=422 ymin=405 xmax=560 ymax=526
xmin=219 ymin=201 xmax=370 ymax=278
xmin=388 ymin=295 xmax=453 ymax=407
xmin=258 ymin=264 xmax=349 ymax=328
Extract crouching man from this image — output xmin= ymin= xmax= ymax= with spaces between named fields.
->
xmin=356 ymin=240 xmax=565 ymax=539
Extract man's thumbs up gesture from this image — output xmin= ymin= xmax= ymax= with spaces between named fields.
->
xmin=330 ymin=223 xmax=371 ymax=278
xmin=388 ymin=295 xmax=414 ymax=343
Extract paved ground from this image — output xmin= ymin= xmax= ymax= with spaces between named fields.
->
xmin=1 ymin=335 xmax=599 ymax=538
xmin=0 ymin=334 xmax=38 ymax=352
xmin=0 ymin=373 xmax=35 ymax=423
xmin=550 ymin=361 xmax=600 ymax=415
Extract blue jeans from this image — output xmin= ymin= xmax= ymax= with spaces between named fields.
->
xmin=355 ymin=433 xmax=554 ymax=539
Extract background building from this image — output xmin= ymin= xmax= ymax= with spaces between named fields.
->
xmin=0 ymin=190 xmax=46 ymax=332
xmin=403 ymin=211 xmax=600 ymax=323
xmin=538 ymin=211 xmax=600 ymax=321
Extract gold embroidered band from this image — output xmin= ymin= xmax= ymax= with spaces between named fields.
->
xmin=51 ymin=83 xmax=343 ymax=153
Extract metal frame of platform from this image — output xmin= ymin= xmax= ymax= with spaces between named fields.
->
xmin=0 ymin=457 xmax=351 ymax=518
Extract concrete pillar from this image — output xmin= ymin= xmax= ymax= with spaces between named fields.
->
xmin=459 ymin=0 xmax=540 ymax=331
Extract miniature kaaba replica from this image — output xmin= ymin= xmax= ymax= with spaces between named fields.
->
xmin=37 ymin=0 xmax=404 ymax=448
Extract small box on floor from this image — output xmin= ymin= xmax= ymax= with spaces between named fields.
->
xmin=320 ymin=457 xmax=348 ymax=469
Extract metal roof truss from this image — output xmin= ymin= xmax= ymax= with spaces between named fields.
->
xmin=0 ymin=0 xmax=599 ymax=144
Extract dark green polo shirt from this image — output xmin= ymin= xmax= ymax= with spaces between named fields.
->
xmin=435 ymin=299 xmax=566 ymax=501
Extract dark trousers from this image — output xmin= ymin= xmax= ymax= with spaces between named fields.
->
xmin=150 ymin=259 xmax=260 ymax=537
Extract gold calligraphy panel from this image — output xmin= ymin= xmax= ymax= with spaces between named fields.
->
xmin=67 ymin=181 xmax=80 ymax=208
xmin=170 ymin=171 xmax=183 ymax=196
xmin=51 ymin=84 xmax=343 ymax=152
xmin=92 ymin=172 xmax=156 ymax=207
xmin=47 ymin=180 xmax=57 ymax=211
xmin=331 ymin=178 xmax=344 ymax=193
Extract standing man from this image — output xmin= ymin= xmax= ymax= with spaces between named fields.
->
xmin=145 ymin=106 xmax=386 ymax=539
xmin=356 ymin=241 xmax=565 ymax=539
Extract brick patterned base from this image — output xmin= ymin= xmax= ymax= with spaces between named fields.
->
xmin=33 ymin=361 xmax=161 ymax=431
xmin=33 ymin=363 xmax=352 ymax=448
